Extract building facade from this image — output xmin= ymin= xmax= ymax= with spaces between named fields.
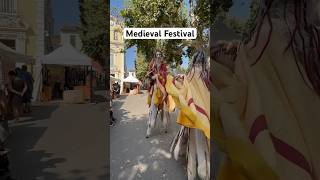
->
xmin=0 ymin=0 xmax=54 ymax=100
xmin=60 ymin=25 xmax=82 ymax=50
xmin=110 ymin=16 xmax=125 ymax=93
xmin=0 ymin=0 xmax=53 ymax=61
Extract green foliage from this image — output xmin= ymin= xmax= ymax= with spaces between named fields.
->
xmin=222 ymin=0 xmax=260 ymax=40
xmin=211 ymin=0 xmax=234 ymax=27
xmin=121 ymin=0 xmax=217 ymax=68
xmin=191 ymin=0 xmax=210 ymax=40
xmin=135 ymin=51 xmax=149 ymax=80
xmin=79 ymin=0 xmax=108 ymax=66
xmin=121 ymin=0 xmax=188 ymax=65
xmin=223 ymin=15 xmax=245 ymax=35
xmin=243 ymin=0 xmax=260 ymax=41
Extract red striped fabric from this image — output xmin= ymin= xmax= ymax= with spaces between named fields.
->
xmin=188 ymin=98 xmax=193 ymax=106
xmin=249 ymin=115 xmax=315 ymax=179
xmin=187 ymin=98 xmax=209 ymax=119
xmin=249 ymin=115 xmax=268 ymax=143
xmin=270 ymin=134 xmax=315 ymax=180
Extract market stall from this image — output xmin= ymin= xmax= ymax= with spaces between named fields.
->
xmin=41 ymin=43 xmax=94 ymax=103
xmin=123 ymin=73 xmax=140 ymax=95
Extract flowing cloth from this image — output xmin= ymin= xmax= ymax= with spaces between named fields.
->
xmin=146 ymin=59 xmax=175 ymax=137
xmin=147 ymin=59 xmax=175 ymax=112
xmin=213 ymin=18 xmax=320 ymax=180
xmin=166 ymin=69 xmax=210 ymax=139
xmin=147 ymin=59 xmax=169 ymax=109
xmin=166 ymin=68 xmax=210 ymax=180
xmin=213 ymin=61 xmax=278 ymax=180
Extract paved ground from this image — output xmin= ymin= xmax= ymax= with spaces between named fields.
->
xmin=7 ymin=101 xmax=107 ymax=180
xmin=110 ymin=91 xmax=187 ymax=180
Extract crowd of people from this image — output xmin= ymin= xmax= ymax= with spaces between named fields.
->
xmin=1 ymin=65 xmax=34 ymax=123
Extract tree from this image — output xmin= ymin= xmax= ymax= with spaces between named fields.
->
xmin=242 ymin=0 xmax=260 ymax=41
xmin=222 ymin=0 xmax=260 ymax=40
xmin=135 ymin=51 xmax=149 ymax=80
xmin=185 ymin=0 xmax=211 ymax=56
xmin=211 ymin=0 xmax=234 ymax=27
xmin=182 ymin=0 xmax=234 ymax=59
xmin=223 ymin=15 xmax=245 ymax=35
xmin=79 ymin=0 xmax=108 ymax=66
xmin=121 ymin=0 xmax=189 ymax=66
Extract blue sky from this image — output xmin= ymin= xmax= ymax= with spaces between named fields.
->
xmin=52 ymin=0 xmax=80 ymax=34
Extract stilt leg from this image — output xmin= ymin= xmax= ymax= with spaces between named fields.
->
xmin=146 ymin=110 xmax=152 ymax=138
xmin=146 ymin=102 xmax=157 ymax=138
xmin=187 ymin=128 xmax=197 ymax=180
xmin=195 ymin=129 xmax=210 ymax=180
xmin=162 ymin=102 xmax=169 ymax=133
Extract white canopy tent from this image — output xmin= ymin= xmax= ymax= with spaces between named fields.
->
xmin=39 ymin=43 xmax=94 ymax=102
xmin=123 ymin=73 xmax=141 ymax=95
xmin=123 ymin=74 xmax=139 ymax=83
xmin=0 ymin=42 xmax=33 ymax=92
xmin=41 ymin=43 xmax=91 ymax=66
xmin=0 ymin=42 xmax=33 ymax=64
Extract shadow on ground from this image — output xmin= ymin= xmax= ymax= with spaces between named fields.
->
xmin=110 ymin=93 xmax=187 ymax=180
xmin=20 ymin=103 xmax=59 ymax=123
xmin=8 ymin=102 xmax=108 ymax=180
xmin=8 ymin=103 xmax=65 ymax=180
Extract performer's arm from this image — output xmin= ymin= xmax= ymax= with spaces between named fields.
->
xmin=8 ymin=83 xmax=21 ymax=96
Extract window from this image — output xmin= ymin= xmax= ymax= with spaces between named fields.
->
xmin=114 ymin=31 xmax=118 ymax=40
xmin=0 ymin=0 xmax=16 ymax=14
xmin=70 ymin=35 xmax=76 ymax=47
xmin=110 ymin=54 xmax=114 ymax=66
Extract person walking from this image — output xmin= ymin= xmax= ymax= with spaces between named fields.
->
xmin=108 ymin=89 xmax=115 ymax=126
xmin=20 ymin=65 xmax=34 ymax=113
xmin=7 ymin=71 xmax=27 ymax=123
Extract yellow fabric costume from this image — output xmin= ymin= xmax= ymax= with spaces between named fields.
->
xmin=213 ymin=18 xmax=320 ymax=180
xmin=213 ymin=62 xmax=278 ymax=180
xmin=166 ymin=64 xmax=210 ymax=180
xmin=166 ymin=68 xmax=210 ymax=139
xmin=147 ymin=87 xmax=175 ymax=112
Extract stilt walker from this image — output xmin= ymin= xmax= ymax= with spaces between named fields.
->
xmin=146 ymin=49 xmax=171 ymax=138
xmin=166 ymin=49 xmax=210 ymax=180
